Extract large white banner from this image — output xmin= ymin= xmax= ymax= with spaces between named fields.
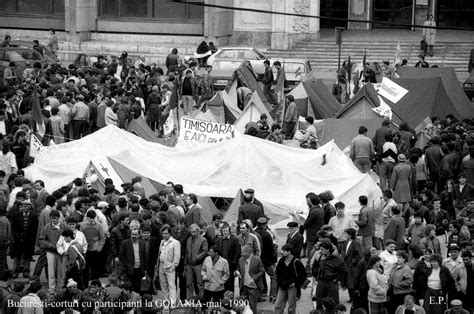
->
xmin=374 ymin=77 xmax=408 ymax=104
xmin=176 ymin=117 xmax=236 ymax=150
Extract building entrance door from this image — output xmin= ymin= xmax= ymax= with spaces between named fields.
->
xmin=373 ymin=0 xmax=412 ymax=28
xmin=437 ymin=0 xmax=474 ymax=28
xmin=320 ymin=0 xmax=348 ymax=29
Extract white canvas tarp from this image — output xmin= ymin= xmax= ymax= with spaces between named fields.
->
xmin=25 ymin=125 xmax=381 ymax=221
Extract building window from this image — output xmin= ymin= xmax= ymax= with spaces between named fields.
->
xmin=99 ymin=0 xmax=203 ymax=20
xmin=0 ymin=0 xmax=64 ymax=15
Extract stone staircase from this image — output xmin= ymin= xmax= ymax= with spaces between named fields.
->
xmin=57 ymin=33 xmax=204 ymax=65
xmin=266 ymin=39 xmax=473 ymax=78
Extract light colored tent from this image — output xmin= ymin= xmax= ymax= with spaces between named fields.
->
xmin=234 ymin=92 xmax=274 ymax=134
xmin=205 ymin=90 xmax=241 ymax=124
xmin=191 ymin=108 xmax=220 ymax=123
xmin=25 ymin=125 xmax=381 ymax=221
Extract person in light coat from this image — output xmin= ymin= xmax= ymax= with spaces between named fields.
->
xmin=366 ymin=255 xmax=388 ymax=314
xmin=201 ymin=245 xmax=230 ymax=304
xmin=156 ymin=224 xmax=181 ymax=308
xmin=423 ymin=15 xmax=437 ymax=56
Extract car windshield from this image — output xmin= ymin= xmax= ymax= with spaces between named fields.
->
xmin=284 ymin=62 xmax=305 ymax=73
xmin=17 ymin=49 xmax=43 ymax=61
xmin=252 ymin=48 xmax=267 ymax=60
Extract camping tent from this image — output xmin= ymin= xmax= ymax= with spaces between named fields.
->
xmin=234 ymin=92 xmax=274 ymax=134
xmin=205 ymin=90 xmax=241 ymax=124
xmin=313 ymin=118 xmax=396 ymax=150
xmin=127 ymin=117 xmax=159 ymax=143
xmin=335 ymin=72 xmax=473 ymax=128
xmin=335 ymin=84 xmax=403 ymax=124
xmin=288 ymin=72 xmax=341 ymax=119
xmin=227 ymin=62 xmax=273 ymax=114
xmin=25 ymin=125 xmax=381 ymax=221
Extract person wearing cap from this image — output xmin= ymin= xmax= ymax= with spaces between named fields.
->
xmin=392 ymin=153 xmax=413 ymax=216
xmin=244 ymin=188 xmax=264 ymax=212
xmin=254 ymin=216 xmax=277 ymax=302
xmin=286 ymin=222 xmax=303 ymax=258
xmin=442 ymin=244 xmax=467 ymax=302
xmin=445 ymin=299 xmax=470 ymax=314
xmin=56 ymin=278 xmax=83 ymax=312
xmin=350 ymin=125 xmax=375 ymax=174
xmin=274 ymin=243 xmax=306 ymax=314
xmin=237 ymin=192 xmax=264 ymax=230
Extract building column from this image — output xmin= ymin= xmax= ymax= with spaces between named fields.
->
xmin=308 ymin=0 xmax=320 ymax=40
xmin=204 ymin=0 xmax=234 ymax=46
xmin=65 ymin=0 xmax=98 ymax=42
xmin=348 ymin=0 xmax=371 ymax=30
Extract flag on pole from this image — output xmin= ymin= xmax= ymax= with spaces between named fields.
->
xmin=394 ymin=41 xmax=401 ymax=65
xmin=31 ymin=90 xmax=45 ymax=137
xmin=347 ymin=56 xmax=352 ymax=96
xmin=29 ymin=133 xmax=43 ymax=157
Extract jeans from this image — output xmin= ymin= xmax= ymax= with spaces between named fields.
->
xmin=159 ymin=264 xmax=177 ymax=306
xmin=46 ymin=252 xmax=60 ymax=291
xmin=378 ymin=161 xmax=395 ymax=190
xmin=181 ymin=95 xmax=194 ymax=115
xmin=83 ymin=251 xmax=101 ymax=288
xmin=186 ymin=264 xmax=203 ymax=298
xmin=274 ymin=285 xmax=297 ymax=314
xmin=241 ymin=285 xmax=260 ymax=314
xmin=316 ymin=280 xmax=340 ymax=309
xmin=71 ymin=120 xmax=88 ymax=139
xmin=264 ymin=264 xmax=277 ymax=298
xmin=285 ymin=121 xmax=297 ymax=139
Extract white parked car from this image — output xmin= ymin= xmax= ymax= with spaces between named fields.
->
xmin=207 ymin=47 xmax=270 ymax=80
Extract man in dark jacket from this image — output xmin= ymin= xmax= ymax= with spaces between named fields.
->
xmin=119 ymin=228 xmax=147 ymax=293
xmin=312 ymin=239 xmax=348 ymax=310
xmin=185 ymin=224 xmax=208 ymax=299
xmin=236 ymin=245 xmax=265 ymax=314
xmin=9 ymin=197 xmax=38 ymax=278
xmin=171 ymin=218 xmax=190 ymax=301
xmin=146 ymin=85 xmax=162 ymax=132
xmin=355 ymin=195 xmax=375 ymax=250
xmin=373 ymin=119 xmax=392 ymax=156
xmin=286 ymin=222 xmax=303 ymax=258
xmin=110 ymin=213 xmax=130 ymax=276
xmin=237 ymin=194 xmax=264 ymax=228
xmin=303 ymin=193 xmax=324 ymax=267
xmin=425 ymin=137 xmax=443 ymax=193
xmin=215 ymin=222 xmax=240 ymax=293
xmin=254 ymin=217 xmax=277 ymax=302
xmin=262 ymin=60 xmax=274 ymax=105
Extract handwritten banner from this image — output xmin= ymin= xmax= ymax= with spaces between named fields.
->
xmin=176 ymin=117 xmax=236 ymax=150
xmin=374 ymin=77 xmax=408 ymax=104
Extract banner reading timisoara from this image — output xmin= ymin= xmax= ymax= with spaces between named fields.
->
xmin=176 ymin=117 xmax=236 ymax=150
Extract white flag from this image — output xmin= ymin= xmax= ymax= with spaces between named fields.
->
xmin=372 ymin=96 xmax=393 ymax=120
xmin=163 ymin=111 xmax=174 ymax=136
xmin=29 ymin=133 xmax=43 ymax=157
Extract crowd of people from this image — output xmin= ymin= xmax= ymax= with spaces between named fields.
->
xmin=0 ymin=31 xmax=474 ymax=314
